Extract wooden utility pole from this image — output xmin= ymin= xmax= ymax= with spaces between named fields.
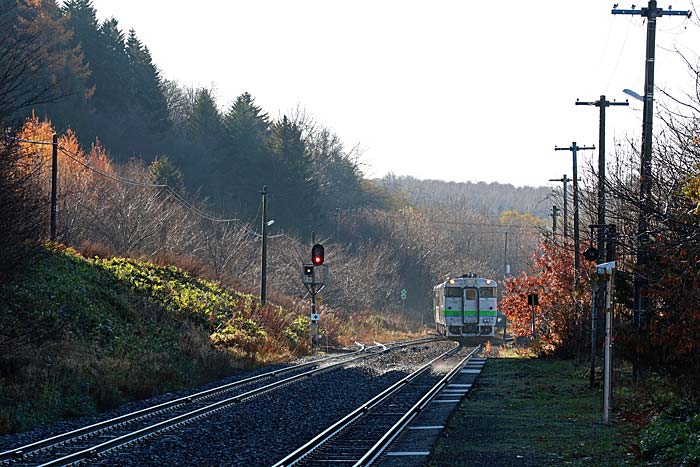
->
xmin=50 ymin=133 xmax=58 ymax=241
xmin=575 ymin=96 xmax=628 ymax=262
xmin=612 ymin=1 xmax=690 ymax=381
xmin=555 ymin=143 xmax=595 ymax=286
xmin=576 ymin=95 xmax=628 ymax=388
xmin=550 ymin=205 xmax=560 ymax=239
xmin=503 ymin=231 xmax=508 ymax=279
xmin=260 ymin=186 xmax=268 ymax=305
xmin=549 ymin=175 xmax=571 ymax=239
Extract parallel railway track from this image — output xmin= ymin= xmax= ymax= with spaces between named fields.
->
xmin=272 ymin=344 xmax=480 ymax=467
xmin=0 ymin=336 xmax=439 ymax=467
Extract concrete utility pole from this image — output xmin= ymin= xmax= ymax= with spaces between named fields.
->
xmin=612 ymin=1 xmax=690 ymax=382
xmin=260 ymin=185 xmax=268 ymax=305
xmin=549 ymin=175 xmax=571 ymax=239
xmin=575 ymin=96 xmax=629 ymax=262
xmin=555 ymin=143 xmax=595 ymax=286
xmin=50 ymin=133 xmax=58 ymax=241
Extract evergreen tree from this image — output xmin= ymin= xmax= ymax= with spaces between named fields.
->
xmin=176 ymin=88 xmax=225 ymax=194
xmin=150 ymin=155 xmax=185 ymax=195
xmin=125 ymin=29 xmax=169 ymax=135
xmin=306 ymin=127 xmax=371 ymax=218
xmin=188 ymin=88 xmax=223 ymax=139
xmin=15 ymin=0 xmax=91 ymax=129
xmin=268 ymin=115 xmax=317 ymax=232
xmin=61 ymin=0 xmax=101 ymax=141
xmin=96 ymin=18 xmax=130 ymax=114
xmin=220 ymin=92 xmax=272 ymax=218
xmin=88 ymin=17 xmax=133 ymax=157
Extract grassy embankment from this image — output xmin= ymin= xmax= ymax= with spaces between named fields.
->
xmin=0 ymin=244 xmax=417 ymax=435
xmin=430 ymin=348 xmax=700 ymax=467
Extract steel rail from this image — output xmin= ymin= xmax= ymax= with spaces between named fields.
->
xmin=270 ymin=341 xmax=461 ymax=467
xmin=3 ymin=336 xmax=439 ymax=467
xmin=354 ymin=345 xmax=482 ymax=467
xmin=0 ymin=346 xmax=374 ymax=464
xmin=34 ymin=351 xmax=386 ymax=467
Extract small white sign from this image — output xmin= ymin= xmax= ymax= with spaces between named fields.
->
xmin=310 ymin=313 xmax=320 ymax=321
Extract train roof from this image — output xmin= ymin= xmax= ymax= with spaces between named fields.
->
xmin=435 ymin=275 xmax=498 ymax=289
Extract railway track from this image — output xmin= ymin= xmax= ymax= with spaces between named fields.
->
xmin=272 ymin=344 xmax=481 ymax=467
xmin=0 ymin=336 xmax=439 ymax=467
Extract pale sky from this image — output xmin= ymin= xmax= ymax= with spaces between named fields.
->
xmin=89 ymin=0 xmax=700 ymax=187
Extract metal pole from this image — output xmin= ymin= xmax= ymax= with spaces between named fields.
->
xmin=531 ymin=302 xmax=536 ymax=339
xmin=50 ymin=134 xmax=58 ymax=241
xmin=603 ymin=273 xmax=613 ymax=423
xmin=607 ymin=225 xmax=617 ymax=410
xmin=563 ymin=175 xmax=569 ymax=239
xmin=260 ymin=186 xmax=268 ymax=305
xmin=311 ymin=290 xmax=318 ymax=348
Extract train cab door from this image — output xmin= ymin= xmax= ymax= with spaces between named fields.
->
xmin=463 ymin=287 xmax=478 ymax=325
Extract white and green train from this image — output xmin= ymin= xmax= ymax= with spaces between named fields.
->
xmin=433 ymin=274 xmax=498 ymax=337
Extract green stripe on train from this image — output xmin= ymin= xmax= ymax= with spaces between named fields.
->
xmin=442 ymin=310 xmax=498 ymax=317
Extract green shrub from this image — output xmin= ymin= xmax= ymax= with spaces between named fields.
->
xmin=283 ymin=316 xmax=310 ymax=349
xmin=639 ymin=411 xmax=700 ymax=465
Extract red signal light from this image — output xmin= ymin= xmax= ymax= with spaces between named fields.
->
xmin=311 ymin=244 xmax=324 ymax=265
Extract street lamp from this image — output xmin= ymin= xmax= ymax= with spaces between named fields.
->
xmin=622 ymin=88 xmax=644 ymax=102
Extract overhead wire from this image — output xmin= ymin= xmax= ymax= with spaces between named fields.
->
xmin=12 ymin=137 xmax=56 ymax=146
xmin=16 ymin=136 xmax=285 ymax=238
xmin=59 ymin=146 xmax=167 ymax=188
xmin=604 ymin=15 xmax=633 ymax=94
xmin=57 ymin=145 xmax=248 ymax=225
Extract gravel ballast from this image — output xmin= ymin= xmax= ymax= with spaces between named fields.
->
xmin=1 ymin=340 xmax=456 ymax=467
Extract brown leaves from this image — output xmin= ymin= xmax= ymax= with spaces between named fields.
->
xmin=500 ymin=238 xmax=588 ymax=355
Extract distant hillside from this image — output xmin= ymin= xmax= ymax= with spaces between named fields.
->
xmin=376 ymin=175 xmax=552 ymax=217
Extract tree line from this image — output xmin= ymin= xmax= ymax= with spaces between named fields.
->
xmin=9 ymin=0 xmax=381 ymax=234
xmin=0 ymin=0 xmax=546 ymax=317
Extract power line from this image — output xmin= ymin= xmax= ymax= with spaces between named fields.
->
xmin=18 ymin=136 xmax=282 ymax=237
xmin=57 ymin=144 xmax=247 ymax=225
xmin=58 ymin=146 xmax=166 ymax=188
xmin=13 ymin=137 xmax=56 ymax=146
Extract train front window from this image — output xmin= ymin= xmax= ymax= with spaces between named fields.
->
xmin=464 ymin=289 xmax=476 ymax=300
xmin=445 ymin=287 xmax=462 ymax=297
xmin=480 ymin=287 xmax=496 ymax=298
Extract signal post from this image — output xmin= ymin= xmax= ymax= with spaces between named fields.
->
xmin=301 ymin=243 xmax=328 ymax=348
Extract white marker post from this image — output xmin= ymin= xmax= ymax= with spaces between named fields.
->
xmin=596 ymin=261 xmax=616 ymax=423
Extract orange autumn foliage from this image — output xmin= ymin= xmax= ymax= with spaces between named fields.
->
xmin=500 ymin=238 xmax=591 ymax=356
